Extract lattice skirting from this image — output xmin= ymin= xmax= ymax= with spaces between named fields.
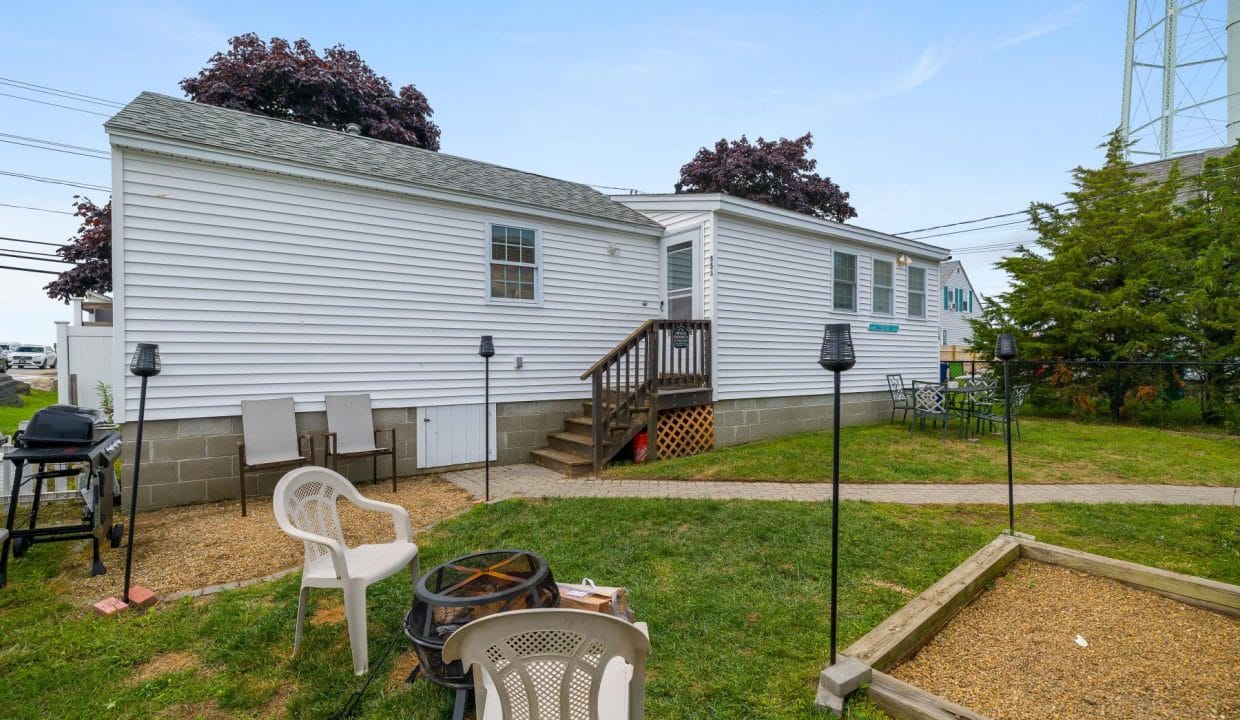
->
xmin=656 ymin=404 xmax=714 ymax=460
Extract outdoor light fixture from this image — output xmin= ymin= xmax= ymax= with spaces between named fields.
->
xmin=896 ymin=253 xmax=912 ymax=267
xmin=479 ymin=336 xmax=495 ymax=502
xmin=819 ymin=324 xmax=855 ymax=667
xmin=996 ymin=333 xmax=1017 ymax=534
xmin=123 ymin=343 xmax=161 ymax=608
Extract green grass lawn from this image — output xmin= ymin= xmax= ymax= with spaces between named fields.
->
xmin=0 ymin=499 xmax=1236 ymax=719
xmin=608 ymin=417 xmax=1240 ymax=486
xmin=0 ymin=388 xmax=57 ymax=438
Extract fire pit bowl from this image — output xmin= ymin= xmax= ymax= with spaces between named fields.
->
xmin=404 ymin=549 xmax=559 ymax=717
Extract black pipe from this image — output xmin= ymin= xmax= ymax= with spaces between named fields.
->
xmin=122 ymin=375 xmax=147 ymax=604
xmin=1004 ymin=359 xmax=1014 ymax=535
xmin=829 ymin=370 xmax=841 ymax=665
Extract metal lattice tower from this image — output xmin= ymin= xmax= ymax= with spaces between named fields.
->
xmin=1121 ymin=0 xmax=1238 ymax=158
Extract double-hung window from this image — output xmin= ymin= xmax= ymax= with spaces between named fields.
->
xmin=489 ymin=224 xmax=539 ymax=302
xmin=833 ymin=251 xmax=857 ymax=312
xmin=872 ymin=259 xmax=894 ymax=315
xmin=907 ymin=266 xmax=926 ymax=318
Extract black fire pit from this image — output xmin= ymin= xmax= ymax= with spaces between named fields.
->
xmin=404 ymin=549 xmax=559 ymax=720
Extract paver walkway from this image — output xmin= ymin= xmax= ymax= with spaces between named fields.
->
xmin=442 ymin=464 xmax=1240 ymax=506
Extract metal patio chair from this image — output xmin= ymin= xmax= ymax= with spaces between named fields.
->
xmin=274 ymin=466 xmax=418 ymax=676
xmin=324 ymin=394 xmax=397 ymax=491
xmin=973 ymin=383 xmax=1032 ymax=440
xmin=443 ymin=608 xmax=651 ymax=720
xmin=909 ymin=380 xmax=953 ymax=441
xmin=885 ymin=373 xmax=914 ymax=424
xmin=239 ymin=397 xmax=312 ymax=517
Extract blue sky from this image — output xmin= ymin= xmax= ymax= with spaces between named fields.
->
xmin=2 ymin=1 xmax=1127 ymax=342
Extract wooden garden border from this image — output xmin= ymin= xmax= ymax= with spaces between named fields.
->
xmin=837 ymin=534 xmax=1240 ymax=720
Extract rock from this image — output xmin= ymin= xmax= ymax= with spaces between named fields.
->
xmin=0 ymin=374 xmax=30 ymax=407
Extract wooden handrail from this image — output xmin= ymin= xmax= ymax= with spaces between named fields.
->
xmin=579 ymin=319 xmax=658 ymax=380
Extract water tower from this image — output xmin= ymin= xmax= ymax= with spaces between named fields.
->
xmin=1121 ymin=0 xmax=1239 ymax=158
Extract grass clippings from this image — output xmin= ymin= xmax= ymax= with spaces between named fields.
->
xmin=128 ymin=651 xmax=201 ymax=685
xmin=47 ymin=474 xmax=473 ymax=601
xmin=894 ymin=559 xmax=1240 ymax=720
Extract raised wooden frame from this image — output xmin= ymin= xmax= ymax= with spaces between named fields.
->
xmin=831 ymin=535 xmax=1240 ymax=720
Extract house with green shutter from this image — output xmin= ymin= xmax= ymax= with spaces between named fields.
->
xmin=938 ymin=260 xmax=985 ymax=348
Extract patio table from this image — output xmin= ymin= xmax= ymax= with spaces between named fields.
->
xmin=944 ymin=385 xmax=992 ymax=438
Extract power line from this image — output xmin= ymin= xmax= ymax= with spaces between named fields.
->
xmin=898 ymin=209 xmax=1035 ymax=235
xmin=913 ymin=218 xmax=1031 ymax=241
xmin=0 ymin=169 xmax=108 ymax=192
xmin=0 ymin=77 xmax=124 ymax=108
xmin=0 ymin=236 xmax=65 ymax=248
xmin=0 ymin=250 xmax=69 ymax=264
xmin=0 ymin=137 xmax=109 ymax=160
xmin=0 ymin=202 xmax=75 ymax=215
xmin=0 ymin=132 xmax=109 ymax=155
xmin=0 ymin=264 xmax=59 ymax=275
xmin=0 ymin=91 xmax=111 ymax=117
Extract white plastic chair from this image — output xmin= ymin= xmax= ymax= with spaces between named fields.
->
xmin=273 ymin=466 xmax=419 ymax=675
xmin=442 ymin=608 xmax=651 ymax=720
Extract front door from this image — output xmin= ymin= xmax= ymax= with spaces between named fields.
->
xmin=661 ymin=227 xmax=700 ymax=320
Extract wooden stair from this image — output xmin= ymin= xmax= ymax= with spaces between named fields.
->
xmin=530 ymin=402 xmax=642 ymax=477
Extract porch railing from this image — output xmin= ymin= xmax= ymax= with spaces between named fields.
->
xmin=579 ymin=319 xmax=711 ymax=471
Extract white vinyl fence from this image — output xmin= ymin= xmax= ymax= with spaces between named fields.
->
xmin=56 ymin=322 xmax=115 ymax=414
xmin=0 ymin=442 xmax=86 ymax=503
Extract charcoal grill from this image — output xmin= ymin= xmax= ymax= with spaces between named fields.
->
xmin=404 ymin=549 xmax=559 ymax=720
xmin=0 ymin=405 xmax=123 ymax=588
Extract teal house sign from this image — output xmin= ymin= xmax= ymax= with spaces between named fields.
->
xmin=867 ymin=323 xmax=900 ymax=333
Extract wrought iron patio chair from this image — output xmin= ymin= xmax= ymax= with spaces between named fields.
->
xmin=274 ymin=466 xmax=418 ymax=675
xmin=909 ymin=380 xmax=952 ymax=441
xmin=973 ymin=383 xmax=1031 ymax=440
xmin=239 ymin=398 xmax=313 ymax=517
xmin=885 ymin=374 xmax=913 ymax=424
xmin=324 ymin=394 xmax=397 ymax=491
xmin=443 ymin=608 xmax=651 ymax=720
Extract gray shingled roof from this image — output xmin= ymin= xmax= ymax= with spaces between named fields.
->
xmin=105 ymin=92 xmax=662 ymax=231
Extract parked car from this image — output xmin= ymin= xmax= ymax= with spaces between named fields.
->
xmin=10 ymin=345 xmax=57 ymax=369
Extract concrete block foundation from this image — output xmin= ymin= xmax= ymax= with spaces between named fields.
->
xmin=713 ymin=391 xmax=889 ymax=448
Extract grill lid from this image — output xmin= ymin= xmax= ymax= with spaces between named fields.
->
xmin=18 ymin=405 xmax=110 ymax=446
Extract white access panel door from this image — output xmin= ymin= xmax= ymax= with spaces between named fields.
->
xmin=416 ymin=404 xmax=497 ymax=469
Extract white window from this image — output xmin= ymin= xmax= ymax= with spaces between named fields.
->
xmin=907 ymin=266 xmax=926 ymax=318
xmin=833 ymin=251 xmax=857 ymax=312
xmin=488 ymin=224 xmax=539 ymax=302
xmin=872 ymin=259 xmax=894 ymax=315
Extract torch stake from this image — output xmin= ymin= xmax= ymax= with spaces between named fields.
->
xmin=484 ymin=354 xmax=490 ymax=502
xmin=830 ymin=369 xmax=841 ymax=665
xmin=1004 ymin=359 xmax=1014 ymax=535
xmin=122 ymin=375 xmax=148 ymax=604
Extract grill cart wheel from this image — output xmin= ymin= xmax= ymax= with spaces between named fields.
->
xmin=11 ymin=537 xmax=27 ymax=558
xmin=109 ymin=523 xmax=124 ymax=548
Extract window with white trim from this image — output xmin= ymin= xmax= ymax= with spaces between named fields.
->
xmin=872 ymin=259 xmax=894 ymax=315
xmin=833 ymin=251 xmax=857 ymax=312
xmin=488 ymin=224 xmax=538 ymax=302
xmin=907 ymin=266 xmax=926 ymax=318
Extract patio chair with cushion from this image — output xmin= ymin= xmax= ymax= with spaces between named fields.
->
xmin=885 ymin=373 xmax=914 ymax=424
xmin=443 ymin=608 xmax=651 ymax=720
xmin=325 ymin=394 xmax=397 ymax=491
xmin=909 ymin=380 xmax=952 ymax=441
xmin=274 ymin=466 xmax=419 ymax=675
xmin=239 ymin=398 xmax=313 ymax=517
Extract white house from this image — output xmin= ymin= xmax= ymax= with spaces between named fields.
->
xmin=937 ymin=260 xmax=985 ymax=348
xmin=105 ymin=93 xmax=948 ymax=506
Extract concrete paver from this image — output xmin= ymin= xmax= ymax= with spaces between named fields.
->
xmin=442 ymin=465 xmax=1239 ymax=506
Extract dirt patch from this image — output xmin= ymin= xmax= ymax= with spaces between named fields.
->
xmin=310 ymin=597 xmax=345 ymax=626
xmin=864 ymin=579 xmax=916 ymax=597
xmin=388 ymin=650 xmax=421 ymax=691
xmin=129 ymin=650 xmax=201 ymax=684
xmin=47 ymin=475 xmax=472 ymax=602
xmin=893 ymin=560 xmax=1240 ymax=720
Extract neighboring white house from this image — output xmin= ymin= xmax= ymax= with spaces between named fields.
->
xmin=937 ymin=260 xmax=985 ymax=348
xmin=104 ymin=92 xmax=948 ymax=506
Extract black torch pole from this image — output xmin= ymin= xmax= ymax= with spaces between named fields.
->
xmin=1004 ymin=358 xmax=1014 ymax=535
xmin=484 ymin=353 xmax=490 ymax=503
xmin=122 ymin=375 xmax=148 ymax=604
xmin=830 ymin=369 xmax=841 ymax=665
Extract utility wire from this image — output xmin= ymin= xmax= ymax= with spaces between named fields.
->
xmin=0 ymin=202 xmax=75 ymax=215
xmin=0 ymin=170 xmax=108 ymax=192
xmin=0 ymin=132 xmax=109 ymax=155
xmin=0 ymin=236 xmax=65 ymax=248
xmin=0 ymin=264 xmax=58 ymax=275
xmin=0 ymin=250 xmax=69 ymax=264
xmin=0 ymin=91 xmax=111 ymax=117
xmin=0 ymin=77 xmax=124 ymax=107
xmin=0 ymin=137 xmax=109 ymax=160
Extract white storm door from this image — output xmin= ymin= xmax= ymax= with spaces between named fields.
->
xmin=416 ymin=404 xmax=497 ymax=468
xmin=661 ymin=227 xmax=701 ymax=320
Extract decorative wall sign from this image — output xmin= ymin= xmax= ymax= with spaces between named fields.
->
xmin=671 ymin=323 xmax=691 ymax=349
xmin=867 ymin=323 xmax=900 ymax=333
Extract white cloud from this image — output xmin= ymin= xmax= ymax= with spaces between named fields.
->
xmin=993 ymin=3 xmax=1086 ymax=50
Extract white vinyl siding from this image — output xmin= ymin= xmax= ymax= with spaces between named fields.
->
xmin=115 ymin=151 xmax=659 ymax=421
xmin=939 ymin=264 xmax=985 ymax=346
xmin=710 ymin=214 xmax=941 ymax=401
xmin=832 ymin=251 xmax=857 ymax=311
xmin=872 ymin=259 xmax=894 ymax=315
xmin=907 ymin=266 xmax=926 ymax=318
